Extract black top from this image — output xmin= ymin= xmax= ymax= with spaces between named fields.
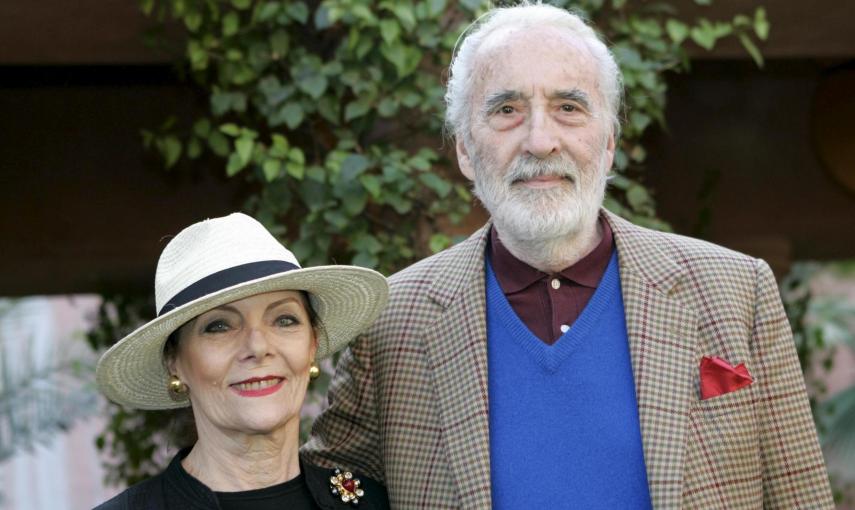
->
xmin=94 ymin=448 xmax=389 ymax=510
xmin=215 ymin=472 xmax=316 ymax=510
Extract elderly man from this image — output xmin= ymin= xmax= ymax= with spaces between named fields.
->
xmin=304 ymin=3 xmax=833 ymax=508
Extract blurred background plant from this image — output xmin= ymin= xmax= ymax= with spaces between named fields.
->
xmin=0 ymin=298 xmax=100 ymax=503
xmin=87 ymin=0 xmax=775 ymax=487
xmin=0 ymin=299 xmax=98 ymax=462
xmin=783 ymin=261 xmax=855 ymax=502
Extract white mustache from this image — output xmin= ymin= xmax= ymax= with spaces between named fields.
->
xmin=504 ymin=156 xmax=579 ymax=185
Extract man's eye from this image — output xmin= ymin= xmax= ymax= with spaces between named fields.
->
xmin=561 ymin=104 xmax=576 ymax=112
xmin=499 ymin=105 xmax=515 ymax=114
xmin=204 ymin=320 xmax=230 ymax=333
xmin=275 ymin=315 xmax=298 ymax=328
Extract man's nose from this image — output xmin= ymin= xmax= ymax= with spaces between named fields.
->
xmin=523 ymin=110 xmax=559 ymax=159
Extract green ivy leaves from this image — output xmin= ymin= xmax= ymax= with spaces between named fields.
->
xmin=607 ymin=3 xmax=767 ymax=226
xmin=140 ymin=0 xmax=485 ymax=274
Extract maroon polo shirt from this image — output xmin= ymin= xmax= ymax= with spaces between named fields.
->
xmin=488 ymin=216 xmax=615 ymax=345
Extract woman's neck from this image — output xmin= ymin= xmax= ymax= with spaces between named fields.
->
xmin=181 ymin=423 xmax=301 ymax=492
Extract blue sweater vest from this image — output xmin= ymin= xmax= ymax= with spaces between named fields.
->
xmin=486 ymin=251 xmax=651 ymax=509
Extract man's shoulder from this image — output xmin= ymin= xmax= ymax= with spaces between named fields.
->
xmin=649 ymin=228 xmax=754 ymax=263
xmin=612 ymin=214 xmax=759 ymax=270
xmin=387 ymin=224 xmax=488 ymax=293
xmin=613 ymin=219 xmax=771 ymax=319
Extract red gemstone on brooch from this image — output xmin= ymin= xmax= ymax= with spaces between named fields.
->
xmin=329 ymin=468 xmax=364 ymax=505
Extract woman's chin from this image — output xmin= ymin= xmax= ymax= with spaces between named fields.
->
xmin=208 ymin=404 xmax=302 ymax=437
xmin=232 ymin=413 xmax=299 ymax=436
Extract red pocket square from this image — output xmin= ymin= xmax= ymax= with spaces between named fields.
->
xmin=700 ymin=356 xmax=753 ymax=400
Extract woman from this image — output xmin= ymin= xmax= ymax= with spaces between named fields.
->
xmin=95 ymin=212 xmax=390 ymax=509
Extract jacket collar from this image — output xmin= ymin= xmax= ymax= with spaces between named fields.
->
xmin=424 ymin=222 xmax=492 ymax=308
xmin=604 ymin=210 xmax=685 ymax=295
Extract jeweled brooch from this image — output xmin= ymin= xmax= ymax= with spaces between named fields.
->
xmin=329 ymin=468 xmax=364 ymax=505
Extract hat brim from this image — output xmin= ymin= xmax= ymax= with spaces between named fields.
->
xmin=95 ymin=265 xmax=388 ymax=410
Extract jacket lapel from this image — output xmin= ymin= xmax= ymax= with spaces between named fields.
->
xmin=422 ymin=224 xmax=493 ymax=510
xmin=606 ymin=211 xmax=697 ymax=508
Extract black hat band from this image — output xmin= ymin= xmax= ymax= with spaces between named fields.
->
xmin=158 ymin=260 xmax=299 ymax=316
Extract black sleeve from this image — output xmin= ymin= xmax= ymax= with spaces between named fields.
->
xmin=92 ymin=475 xmax=167 ymax=510
xmin=93 ymin=490 xmax=129 ymax=510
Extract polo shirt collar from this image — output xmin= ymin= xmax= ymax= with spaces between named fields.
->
xmin=489 ymin=214 xmax=614 ymax=292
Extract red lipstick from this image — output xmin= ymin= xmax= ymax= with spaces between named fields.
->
xmin=230 ymin=376 xmax=284 ymax=397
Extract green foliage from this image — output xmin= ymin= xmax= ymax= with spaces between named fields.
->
xmin=94 ymin=0 xmax=768 ymax=486
xmin=142 ymin=0 xmax=479 ymax=273
xmin=556 ymin=0 xmax=768 ymax=228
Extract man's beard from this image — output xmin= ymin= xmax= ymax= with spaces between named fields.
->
xmin=469 ymin=147 xmax=609 ymax=244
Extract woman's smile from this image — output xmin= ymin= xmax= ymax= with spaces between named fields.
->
xmin=229 ymin=376 xmax=285 ymax=397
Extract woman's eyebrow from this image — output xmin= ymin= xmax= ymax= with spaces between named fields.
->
xmin=209 ymin=304 xmax=240 ymax=314
xmin=265 ymin=297 xmax=300 ymax=312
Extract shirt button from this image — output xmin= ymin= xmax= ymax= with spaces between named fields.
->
xmin=551 ymin=278 xmax=561 ymax=290
xmin=560 ymin=324 xmax=570 ymax=333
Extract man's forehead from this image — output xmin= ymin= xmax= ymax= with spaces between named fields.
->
xmin=474 ymin=24 xmax=595 ymax=67
xmin=470 ymin=25 xmax=601 ymax=100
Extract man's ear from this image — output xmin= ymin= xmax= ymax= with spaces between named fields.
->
xmin=456 ymin=136 xmax=475 ymax=181
xmin=604 ymin=130 xmax=616 ymax=175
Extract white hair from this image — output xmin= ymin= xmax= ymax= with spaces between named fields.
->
xmin=444 ymin=2 xmax=623 ymax=141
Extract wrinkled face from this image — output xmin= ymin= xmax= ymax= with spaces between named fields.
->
xmin=456 ymin=27 xmax=615 ymax=241
xmin=171 ymin=290 xmax=317 ymax=438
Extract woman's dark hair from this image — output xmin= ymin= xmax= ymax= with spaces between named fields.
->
xmin=162 ymin=290 xmax=325 ymax=448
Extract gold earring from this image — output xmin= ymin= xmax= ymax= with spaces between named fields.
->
xmin=168 ymin=374 xmax=187 ymax=395
xmin=308 ymin=363 xmax=320 ymax=380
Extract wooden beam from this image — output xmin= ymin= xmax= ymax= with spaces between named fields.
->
xmin=0 ymin=0 xmax=171 ymax=64
xmin=0 ymin=1 xmax=854 ymax=64
xmin=0 ymin=66 xmax=244 ymax=296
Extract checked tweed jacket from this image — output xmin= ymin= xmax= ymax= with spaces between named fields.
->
xmin=303 ymin=210 xmax=833 ymax=509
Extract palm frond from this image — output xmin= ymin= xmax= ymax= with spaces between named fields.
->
xmin=0 ymin=298 xmax=99 ymax=462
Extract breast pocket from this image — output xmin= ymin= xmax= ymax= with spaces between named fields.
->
xmin=683 ymin=385 xmax=763 ymax=508
xmin=694 ymin=383 xmax=756 ymax=418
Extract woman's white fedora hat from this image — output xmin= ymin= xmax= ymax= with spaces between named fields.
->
xmin=95 ymin=212 xmax=389 ymax=410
